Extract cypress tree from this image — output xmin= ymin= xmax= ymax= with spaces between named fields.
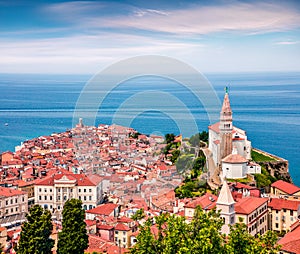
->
xmin=57 ymin=199 xmax=88 ymax=254
xmin=16 ymin=205 xmax=54 ymax=254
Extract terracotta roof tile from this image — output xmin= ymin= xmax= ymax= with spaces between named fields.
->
xmin=271 ymin=180 xmax=300 ymax=195
xmin=222 ymin=153 xmax=248 ymax=164
xmin=268 ymin=198 xmax=300 ymax=211
xmin=235 ymin=197 xmax=268 ymax=214
xmin=86 ymin=203 xmax=118 ymax=216
xmin=115 ymin=223 xmax=130 ymax=231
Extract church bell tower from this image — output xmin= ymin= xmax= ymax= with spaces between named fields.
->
xmin=219 ymin=87 xmax=233 ymax=163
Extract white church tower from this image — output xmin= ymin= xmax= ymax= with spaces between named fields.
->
xmin=216 ymin=180 xmax=235 ymax=235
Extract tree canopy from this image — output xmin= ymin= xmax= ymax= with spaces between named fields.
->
xmin=57 ymin=199 xmax=88 ymax=254
xmin=15 ymin=205 xmax=54 ymax=254
xmin=130 ymin=206 xmax=280 ymax=254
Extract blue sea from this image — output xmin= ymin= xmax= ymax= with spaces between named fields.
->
xmin=0 ymin=72 xmax=299 ymax=184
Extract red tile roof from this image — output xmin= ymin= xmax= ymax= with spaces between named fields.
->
xmin=184 ymin=193 xmax=217 ymax=210
xmin=268 ymin=198 xmax=300 ymax=211
xmin=98 ymin=224 xmax=114 ymax=230
xmin=208 ymin=122 xmax=220 ymax=134
xmin=278 ymin=224 xmax=300 ymax=253
xmin=0 ymin=186 xmax=25 ymax=197
xmin=271 ymin=180 xmax=300 ymax=195
xmin=35 ymin=173 xmax=96 ymax=186
xmin=115 ymin=223 xmax=130 ymax=231
xmin=86 ymin=203 xmax=118 ymax=216
xmin=235 ymin=197 xmax=268 ymax=214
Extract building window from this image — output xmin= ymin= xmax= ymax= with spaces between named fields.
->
xmin=15 ymin=198 xmax=17 ymax=203
xmin=84 ymin=196 xmax=86 ymax=201
xmin=84 ymin=189 xmax=86 ymax=193
xmin=45 ymin=196 xmax=47 ymax=200
xmin=6 ymin=200 xmax=8 ymax=205
xmin=123 ymin=238 xmax=126 ymax=242
xmin=5 ymin=209 xmax=8 ymax=214
xmin=39 ymin=196 xmax=42 ymax=200
xmin=39 ymin=188 xmax=42 ymax=192
xmin=58 ymin=205 xmax=60 ymax=210
xmin=276 ymin=216 xmax=278 ymax=221
xmin=50 ymin=196 xmax=52 ymax=201
xmin=10 ymin=199 xmax=13 ymax=204
xmin=15 ymin=207 xmax=18 ymax=212
xmin=22 ymin=197 xmax=24 ymax=202
xmin=58 ymin=188 xmax=61 ymax=192
xmin=89 ymin=189 xmax=92 ymax=192
xmin=275 ymin=223 xmax=279 ymax=228
xmin=115 ymin=231 xmax=118 ymax=234
xmin=50 ymin=189 xmax=52 ymax=192
xmin=89 ymin=196 xmax=92 ymax=201
xmin=44 ymin=188 xmax=47 ymax=192
xmin=290 ymin=210 xmax=294 ymax=216
xmin=123 ymin=231 xmax=126 ymax=236
xmin=79 ymin=189 xmax=81 ymax=192
xmin=79 ymin=196 xmax=81 ymax=200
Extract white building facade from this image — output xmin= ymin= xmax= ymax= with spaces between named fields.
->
xmin=34 ymin=172 xmax=102 ymax=218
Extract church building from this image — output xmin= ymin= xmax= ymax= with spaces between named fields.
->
xmin=208 ymin=89 xmax=260 ymax=179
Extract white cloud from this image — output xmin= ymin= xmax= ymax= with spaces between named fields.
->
xmin=276 ymin=40 xmax=299 ymax=45
xmin=0 ymin=34 xmax=205 ymax=74
xmin=44 ymin=1 xmax=300 ymax=35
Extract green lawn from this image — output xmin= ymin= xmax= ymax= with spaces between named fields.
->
xmin=251 ymin=150 xmax=276 ymax=162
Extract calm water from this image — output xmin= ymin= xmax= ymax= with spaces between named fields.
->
xmin=0 ymin=72 xmax=299 ymax=184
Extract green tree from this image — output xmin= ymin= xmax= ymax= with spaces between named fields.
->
xmin=131 ymin=207 xmax=280 ymax=254
xmin=131 ymin=207 xmax=226 ymax=254
xmin=227 ymin=221 xmax=255 ymax=254
xmin=170 ymin=149 xmax=180 ymax=163
xmin=131 ymin=208 xmax=146 ymax=221
xmin=165 ymin=133 xmax=175 ymax=144
xmin=57 ymin=199 xmax=88 ymax=254
xmin=227 ymin=220 xmax=281 ymax=254
xmin=15 ymin=205 xmax=54 ymax=254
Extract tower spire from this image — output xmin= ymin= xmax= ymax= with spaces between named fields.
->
xmin=219 ymin=88 xmax=233 ymax=163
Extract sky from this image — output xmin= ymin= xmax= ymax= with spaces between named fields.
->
xmin=0 ymin=0 xmax=300 ymax=74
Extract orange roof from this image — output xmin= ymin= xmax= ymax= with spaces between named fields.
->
xmin=268 ymin=198 xmax=300 ymax=211
xmin=85 ymin=220 xmax=96 ymax=227
xmin=115 ymin=223 xmax=130 ymax=231
xmin=208 ymin=122 xmax=220 ymax=134
xmin=235 ymin=197 xmax=268 ymax=214
xmin=184 ymin=193 xmax=217 ymax=210
xmin=35 ymin=173 xmax=96 ymax=186
xmin=0 ymin=186 xmax=25 ymax=197
xmin=86 ymin=203 xmax=118 ymax=216
xmin=98 ymin=224 xmax=114 ymax=230
xmin=271 ymin=180 xmax=300 ymax=195
xmin=278 ymin=224 xmax=300 ymax=253
xmin=222 ymin=153 xmax=248 ymax=164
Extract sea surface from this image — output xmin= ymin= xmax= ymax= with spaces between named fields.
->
xmin=0 ymin=72 xmax=299 ymax=184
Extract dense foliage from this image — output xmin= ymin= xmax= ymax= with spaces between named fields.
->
xmin=189 ymin=131 xmax=209 ymax=146
xmin=131 ymin=207 xmax=280 ymax=254
xmin=16 ymin=205 xmax=54 ymax=254
xmin=57 ymin=199 xmax=88 ymax=254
